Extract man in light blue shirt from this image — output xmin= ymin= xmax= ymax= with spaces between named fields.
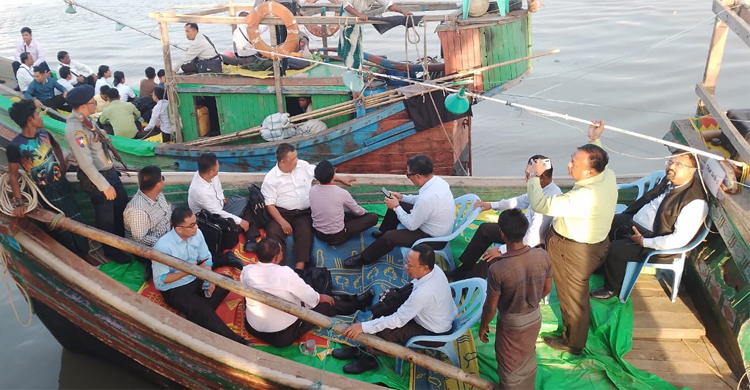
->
xmin=152 ymin=207 xmax=248 ymax=345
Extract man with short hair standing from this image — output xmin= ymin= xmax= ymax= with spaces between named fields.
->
xmin=526 ymin=120 xmax=617 ymax=355
xmin=334 ymin=244 xmax=457 ymax=374
xmin=343 ymin=154 xmax=454 ymax=268
xmin=153 ymin=207 xmax=249 ymax=345
xmin=12 ymin=27 xmax=49 ymax=85
xmin=478 ymin=209 xmax=552 ymax=389
xmin=57 ymin=51 xmax=96 ymax=86
xmin=64 ymin=85 xmax=130 ymax=263
xmin=262 ymin=143 xmax=354 ymax=270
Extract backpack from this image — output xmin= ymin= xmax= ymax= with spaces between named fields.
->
xmin=243 ymin=184 xmax=272 ymax=229
xmin=196 ymin=210 xmax=241 ymax=255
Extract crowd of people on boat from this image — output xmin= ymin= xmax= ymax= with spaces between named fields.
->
xmin=6 ymin=78 xmax=709 ymax=387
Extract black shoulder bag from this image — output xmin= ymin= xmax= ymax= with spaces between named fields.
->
xmin=196 ymin=209 xmax=240 ymax=255
xmin=371 ymin=283 xmax=414 ymax=318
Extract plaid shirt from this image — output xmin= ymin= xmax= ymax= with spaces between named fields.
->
xmin=124 ymin=190 xmax=171 ymax=247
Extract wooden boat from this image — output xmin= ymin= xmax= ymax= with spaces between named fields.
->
xmin=0 ymin=1 xmax=539 ymax=176
xmin=662 ymin=0 xmax=750 ymax=381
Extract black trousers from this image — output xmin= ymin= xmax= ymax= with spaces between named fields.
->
xmin=453 ymin=222 xmax=505 ymax=278
xmin=84 ymin=168 xmax=129 ymax=263
xmin=265 ymin=207 xmax=313 ymax=267
xmin=313 ymin=212 xmax=378 ymax=245
xmin=43 ymin=95 xmax=71 ymax=112
xmin=603 ymin=213 xmax=672 ymax=293
xmin=39 ymin=178 xmax=89 ymax=257
xmin=245 ymin=302 xmax=335 ymax=348
xmin=360 ymin=203 xmax=445 ymax=264
xmin=161 ymin=278 xmax=246 ymax=344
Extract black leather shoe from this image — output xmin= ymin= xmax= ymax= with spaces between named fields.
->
xmin=343 ymin=254 xmax=364 ymax=268
xmin=590 ymin=287 xmax=616 ymax=300
xmin=332 ymin=347 xmax=363 ymax=360
xmin=371 ymin=230 xmax=384 ymax=239
xmin=243 ymin=239 xmax=258 ymax=253
xmin=543 ymin=336 xmax=582 ymax=355
xmin=343 ymin=355 xmax=378 ymax=374
xmin=14 ymin=85 xmax=20 ymax=92
xmin=0 ymin=79 xmax=5 ymax=84
xmin=356 ymin=290 xmax=375 ymax=309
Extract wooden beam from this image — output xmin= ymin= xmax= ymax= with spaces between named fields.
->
xmin=301 ymin=1 xmax=459 ymax=12
xmin=149 ymin=13 xmax=453 ymax=25
xmin=158 ymin=21 xmax=183 ymax=143
xmin=186 ymin=6 xmax=228 ymax=16
xmin=696 ymin=7 xmax=728 ymax=115
xmin=269 ymin=28 xmax=284 ymax=113
xmin=695 ymin=83 xmax=750 ymax=163
xmin=713 ymin=0 xmax=750 ymax=47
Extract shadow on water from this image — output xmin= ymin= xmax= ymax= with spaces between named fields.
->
xmin=59 ymin=349 xmax=159 ymax=390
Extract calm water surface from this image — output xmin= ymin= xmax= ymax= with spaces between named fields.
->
xmin=0 ymin=0 xmax=748 ymax=387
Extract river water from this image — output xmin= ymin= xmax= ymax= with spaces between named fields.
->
xmin=0 ymin=0 xmax=748 ymax=387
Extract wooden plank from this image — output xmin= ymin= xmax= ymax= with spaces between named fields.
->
xmin=631 ymin=296 xmax=700 ymax=315
xmin=478 ymin=27 xmax=493 ymax=91
xmin=695 ymin=83 xmax=750 ymax=163
xmin=633 ymin=311 xmax=706 ymax=340
xmin=471 ymin=28 xmax=483 ymax=92
xmin=697 ymin=7 xmax=729 ymax=114
xmin=713 ymin=0 xmax=750 ymax=48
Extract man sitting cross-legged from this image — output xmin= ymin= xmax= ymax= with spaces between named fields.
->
xmin=152 ymin=207 xmax=249 ymax=345
xmin=590 ymin=151 xmax=708 ymax=300
xmin=343 ymin=154 xmax=454 ymax=268
xmin=450 ymin=155 xmax=561 ymax=280
xmin=309 ymin=160 xmax=378 ymax=245
xmin=333 ymin=244 xmax=457 ymax=374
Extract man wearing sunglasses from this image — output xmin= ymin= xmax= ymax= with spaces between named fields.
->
xmin=152 ymin=207 xmax=249 ymax=345
xmin=591 ymin=151 xmax=708 ymax=301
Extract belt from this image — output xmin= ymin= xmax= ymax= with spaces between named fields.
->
xmin=551 ymin=227 xmax=606 ymax=246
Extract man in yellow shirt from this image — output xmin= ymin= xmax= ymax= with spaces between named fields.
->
xmin=526 ymin=120 xmax=617 ymax=355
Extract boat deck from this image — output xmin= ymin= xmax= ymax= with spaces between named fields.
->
xmin=628 ymin=275 xmax=737 ymax=389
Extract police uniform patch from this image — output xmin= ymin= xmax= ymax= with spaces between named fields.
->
xmin=74 ymin=131 xmax=88 ymax=148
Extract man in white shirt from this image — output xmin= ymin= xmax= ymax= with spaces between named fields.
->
xmin=15 ymin=53 xmax=35 ymax=93
xmin=591 ymin=152 xmax=708 ymax=300
xmin=175 ymin=23 xmax=220 ymax=73
xmin=231 ymin=11 xmax=267 ymax=65
xmin=12 ymin=27 xmax=49 ymax=85
xmin=56 ymin=67 xmax=76 ymax=94
xmin=334 ymin=244 xmax=458 ymax=374
xmin=57 ymin=51 xmax=96 ymax=86
xmin=241 ymin=237 xmax=337 ymax=347
xmin=343 ymin=154 xmax=455 ymax=268
xmin=450 ymin=154 xmax=562 ymax=280
xmin=188 ymin=152 xmax=251 ymax=232
xmin=261 ymin=143 xmax=354 ymax=270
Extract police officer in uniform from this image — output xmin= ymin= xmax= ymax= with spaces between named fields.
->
xmin=65 ymin=85 xmax=130 ymax=263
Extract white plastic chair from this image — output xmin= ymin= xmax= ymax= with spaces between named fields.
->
xmin=615 ymin=171 xmax=666 ymax=213
xmin=619 ymin=220 xmax=711 ymax=303
xmin=395 ymin=277 xmax=487 ymax=375
xmin=399 ymin=194 xmax=482 ymax=271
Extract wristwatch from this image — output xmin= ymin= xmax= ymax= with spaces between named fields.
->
xmin=13 ymin=199 xmax=23 ymax=208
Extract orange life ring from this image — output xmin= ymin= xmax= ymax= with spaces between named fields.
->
xmin=246 ymin=2 xmax=300 ymax=59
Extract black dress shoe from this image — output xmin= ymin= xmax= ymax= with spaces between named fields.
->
xmin=243 ymin=239 xmax=258 ymax=253
xmin=356 ymin=290 xmax=375 ymax=308
xmin=343 ymin=254 xmax=364 ymax=268
xmin=371 ymin=230 xmax=384 ymax=239
xmin=332 ymin=347 xmax=363 ymax=360
xmin=343 ymin=355 xmax=378 ymax=374
xmin=543 ymin=336 xmax=582 ymax=355
xmin=0 ymin=79 xmax=5 ymax=84
xmin=14 ymin=85 xmax=20 ymax=92
xmin=590 ymin=287 xmax=616 ymax=300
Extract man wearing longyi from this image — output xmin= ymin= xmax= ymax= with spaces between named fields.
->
xmin=526 ymin=120 xmax=617 ymax=355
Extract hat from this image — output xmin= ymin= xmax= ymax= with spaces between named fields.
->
xmin=66 ymin=85 xmax=95 ymax=106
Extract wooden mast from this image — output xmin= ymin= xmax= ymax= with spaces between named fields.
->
xmin=696 ymin=0 xmax=731 ymax=115
xmin=158 ymin=16 xmax=184 ymax=143
xmin=269 ymin=28 xmax=285 ymax=113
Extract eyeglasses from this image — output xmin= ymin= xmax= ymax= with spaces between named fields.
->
xmin=177 ymin=221 xmax=198 ymax=229
xmin=665 ymin=159 xmax=696 ymax=170
xmin=405 ymin=172 xmax=418 ymax=178
xmin=85 ymin=101 xmax=97 ymax=106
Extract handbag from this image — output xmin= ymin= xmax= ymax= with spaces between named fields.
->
xmin=196 ymin=35 xmax=224 ymax=73
xmin=300 ymin=266 xmax=333 ymax=295
xmin=196 ymin=210 xmax=240 ymax=255
xmin=371 ymin=283 xmax=414 ymax=318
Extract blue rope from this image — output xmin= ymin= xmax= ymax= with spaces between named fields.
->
xmin=309 ymin=318 xmax=338 ymax=390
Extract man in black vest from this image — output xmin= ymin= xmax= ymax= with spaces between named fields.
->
xmin=590 ymin=152 xmax=708 ymax=300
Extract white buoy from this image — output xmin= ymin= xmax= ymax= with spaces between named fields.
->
xmin=468 ymin=0 xmax=490 ymax=17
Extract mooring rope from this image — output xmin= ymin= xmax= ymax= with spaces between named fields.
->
xmin=0 ymin=171 xmax=64 ymax=216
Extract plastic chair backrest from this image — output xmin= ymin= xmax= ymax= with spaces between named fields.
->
xmin=449 ymin=278 xmax=487 ymax=331
xmin=645 ymin=219 xmax=712 ymax=260
xmin=452 ymin=194 xmax=482 ymax=233
xmin=618 ymin=171 xmax=666 ymax=200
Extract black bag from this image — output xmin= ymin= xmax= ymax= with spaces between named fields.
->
xmin=223 ymin=195 xmax=248 ymax=218
xmin=300 ymin=266 xmax=333 ymax=295
xmin=243 ymin=184 xmax=272 ymax=229
xmin=196 ymin=55 xmax=223 ymax=73
xmin=196 ymin=209 xmax=241 ymax=255
xmin=371 ymin=283 xmax=414 ymax=318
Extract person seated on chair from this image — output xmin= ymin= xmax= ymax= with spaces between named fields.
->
xmin=56 ymin=66 xmax=76 ymax=94
xmin=450 ymin=155 xmax=561 ymax=280
xmin=98 ymin=88 xmax=141 ymax=138
xmin=590 ymin=151 xmax=708 ymax=300
xmin=262 ymin=143 xmax=355 ymax=270
xmin=240 ymin=237 xmax=337 ymax=347
xmin=333 ymin=244 xmax=458 ymax=374
xmin=343 ymin=154 xmax=454 ymax=268
xmin=124 ymin=166 xmax=171 ymax=248
xmin=138 ymin=87 xmax=172 ymax=142
xmin=57 ymin=51 xmax=96 ymax=86
xmin=24 ymin=67 xmax=69 ymax=112
xmin=478 ymin=208 xmax=552 ymax=390
xmin=187 ymin=152 xmax=251 ymax=234
xmin=16 ymin=52 xmax=35 ymax=93
xmin=309 ymin=160 xmax=378 ymax=245
xmin=175 ymin=23 xmax=219 ymax=74
xmin=152 ymin=207 xmax=249 ymax=345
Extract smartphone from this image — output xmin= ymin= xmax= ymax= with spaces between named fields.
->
xmin=381 ymin=187 xmax=392 ymax=198
xmin=541 ymin=159 xmax=552 ymax=170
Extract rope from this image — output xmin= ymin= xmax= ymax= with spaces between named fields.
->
xmin=0 ymin=247 xmax=34 ymax=327
xmin=0 ymin=171 xmax=64 ymax=217
xmin=309 ymin=318 xmax=338 ymax=390
xmin=681 ymin=339 xmax=737 ymax=390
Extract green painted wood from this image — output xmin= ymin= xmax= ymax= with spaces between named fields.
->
xmin=480 ymin=27 xmax=494 ymax=91
xmin=176 ymin=92 xmax=199 ymax=142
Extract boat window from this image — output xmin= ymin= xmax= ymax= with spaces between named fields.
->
xmin=285 ymin=96 xmax=312 ymax=116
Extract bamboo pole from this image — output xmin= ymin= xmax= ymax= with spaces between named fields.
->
xmin=23 ymin=208 xmax=495 ymax=390
xmin=159 ymin=20 xmax=184 ymax=143
xmin=696 ymin=0 xmax=729 ymax=115
xmin=269 ymin=28 xmax=285 ymax=114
